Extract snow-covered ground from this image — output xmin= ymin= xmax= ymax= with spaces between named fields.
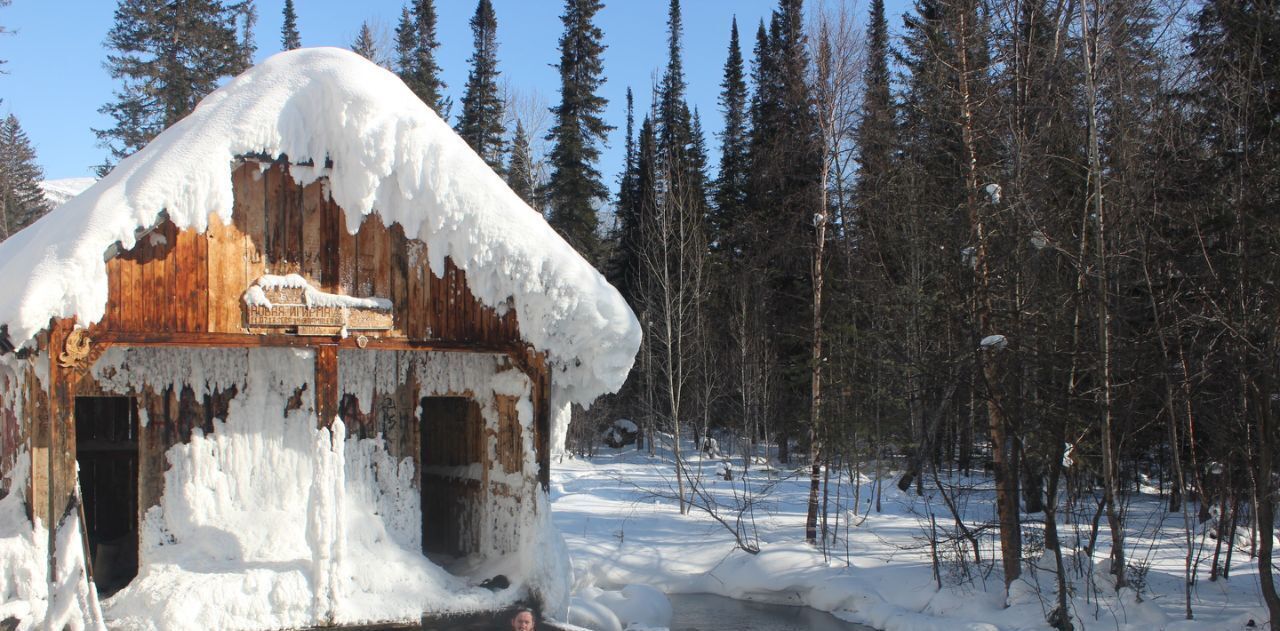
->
xmin=39 ymin=177 xmax=96 ymax=207
xmin=554 ymin=436 xmax=1269 ymax=631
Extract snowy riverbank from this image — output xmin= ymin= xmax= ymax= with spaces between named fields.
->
xmin=553 ymin=438 xmax=1269 ymax=631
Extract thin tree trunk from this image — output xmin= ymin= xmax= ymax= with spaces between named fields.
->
xmin=1079 ymin=0 xmax=1125 ymax=589
xmin=1044 ymin=450 xmax=1072 ymax=630
xmin=955 ymin=0 xmax=1019 ymax=590
xmin=1252 ymin=374 xmax=1280 ymax=624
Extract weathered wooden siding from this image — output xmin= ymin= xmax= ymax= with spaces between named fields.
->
xmin=105 ymin=219 xmax=209 ymax=335
xmin=99 ymin=160 xmax=522 ymax=347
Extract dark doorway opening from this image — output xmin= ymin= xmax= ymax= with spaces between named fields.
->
xmin=75 ymin=396 xmax=139 ymax=597
xmin=419 ymin=396 xmax=482 ymax=559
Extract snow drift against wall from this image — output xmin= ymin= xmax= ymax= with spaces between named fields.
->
xmin=0 ymin=47 xmax=639 ymax=408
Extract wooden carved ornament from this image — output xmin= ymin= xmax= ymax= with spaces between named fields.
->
xmin=58 ymin=329 xmax=91 ymax=369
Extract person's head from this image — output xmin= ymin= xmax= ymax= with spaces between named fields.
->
xmin=510 ymin=608 xmax=535 ymax=631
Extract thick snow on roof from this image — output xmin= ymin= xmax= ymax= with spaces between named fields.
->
xmin=0 ymin=48 xmax=639 ymax=405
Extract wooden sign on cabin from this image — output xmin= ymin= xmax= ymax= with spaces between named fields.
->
xmin=243 ymin=273 xmax=394 ymax=336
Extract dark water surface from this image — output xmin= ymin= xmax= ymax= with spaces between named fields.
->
xmin=351 ymin=595 xmax=876 ymax=630
xmin=667 ymin=593 xmax=875 ymax=631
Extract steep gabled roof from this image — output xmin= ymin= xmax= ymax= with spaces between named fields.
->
xmin=0 ymin=48 xmax=639 ymax=405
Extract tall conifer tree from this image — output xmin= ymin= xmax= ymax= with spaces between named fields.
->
xmin=96 ymin=0 xmax=254 ymax=166
xmin=854 ymin=0 xmax=893 ymax=241
xmin=281 ymin=0 xmax=301 ymax=50
xmin=506 ymin=119 xmax=539 ymax=209
xmin=0 ymin=114 xmax=50 ymax=240
xmin=713 ymin=18 xmax=749 ymax=252
xmin=658 ymin=0 xmax=690 ymax=155
xmin=456 ymin=0 xmax=505 ymax=172
xmin=236 ymin=1 xmax=256 ymax=68
xmin=744 ymin=2 xmax=821 ymax=473
xmin=396 ymin=0 xmax=448 ymax=116
xmin=545 ymin=0 xmax=610 ymax=259
xmin=351 ymin=21 xmax=380 ymax=64
xmin=611 ymin=88 xmax=641 ymax=307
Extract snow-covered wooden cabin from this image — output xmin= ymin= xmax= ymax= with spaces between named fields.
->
xmin=0 ymin=48 xmax=638 ymax=630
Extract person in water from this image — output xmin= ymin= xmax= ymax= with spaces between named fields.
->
xmin=510 ymin=608 xmax=535 ymax=631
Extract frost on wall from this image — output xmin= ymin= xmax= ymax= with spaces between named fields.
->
xmin=0 ymin=356 xmax=30 ymax=492
xmin=0 ymin=356 xmax=51 ymax=630
xmin=337 ymin=349 xmax=535 ymax=554
xmin=72 ymin=346 xmax=562 ymax=629
xmin=337 ymin=349 xmax=569 ymax=610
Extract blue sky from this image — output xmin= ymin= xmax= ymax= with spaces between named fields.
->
xmin=0 ymin=0 xmax=905 ymax=184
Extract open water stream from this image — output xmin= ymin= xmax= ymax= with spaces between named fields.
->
xmin=368 ymin=594 xmax=877 ymax=630
xmin=666 ymin=593 xmax=875 ymax=631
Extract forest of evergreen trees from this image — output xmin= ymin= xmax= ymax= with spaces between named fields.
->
xmin=585 ymin=1 xmax=1280 ymax=628
xmin=0 ymin=0 xmax=1277 ymax=627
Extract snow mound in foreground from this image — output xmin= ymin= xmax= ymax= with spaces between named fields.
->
xmin=569 ymin=584 xmax=672 ymax=631
xmin=0 ymin=47 xmax=639 ymax=409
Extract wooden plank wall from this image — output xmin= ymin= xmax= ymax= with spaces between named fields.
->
xmin=99 ymin=160 xmax=522 ymax=348
xmin=26 ymin=357 xmax=49 ymax=525
xmin=105 ymin=220 xmax=208 ymax=334
xmin=493 ymin=395 xmax=523 ymax=475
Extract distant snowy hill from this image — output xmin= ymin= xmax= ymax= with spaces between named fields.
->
xmin=39 ymin=177 xmax=96 ymax=207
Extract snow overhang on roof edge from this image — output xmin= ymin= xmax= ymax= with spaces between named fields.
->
xmin=0 ymin=47 xmax=640 ymax=406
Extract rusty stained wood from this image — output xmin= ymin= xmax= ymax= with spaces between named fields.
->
xmin=493 ymin=395 xmax=523 ymax=475
xmin=314 ymin=345 xmax=338 ymax=428
xmin=0 ymin=369 xmax=25 ymax=480
xmin=96 ymin=160 xmax=522 ymax=352
xmin=46 ymin=320 xmax=81 ymax=532
xmin=23 ymin=330 xmax=50 ymax=525
xmin=22 ymin=360 xmax=48 ymax=525
xmin=507 ymin=348 xmax=551 ymax=491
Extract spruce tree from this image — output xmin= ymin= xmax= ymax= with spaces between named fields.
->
xmin=395 ymin=8 xmax=415 ymax=78
xmin=281 ymin=0 xmax=301 ymax=50
xmin=351 ymin=21 xmax=380 ymax=64
xmin=610 ymin=87 xmax=641 ymax=307
xmin=545 ymin=0 xmax=610 ymax=259
xmin=713 ymin=18 xmax=749 ymax=252
xmin=0 ymin=114 xmax=50 ymax=240
xmin=456 ymin=0 xmax=506 ymax=172
xmin=853 ymin=0 xmax=893 ymax=239
xmin=96 ymin=0 xmax=253 ymax=166
xmin=658 ymin=0 xmax=690 ymax=155
xmin=396 ymin=0 xmax=448 ymax=116
xmin=656 ymin=0 xmax=706 ymax=222
xmin=236 ymin=1 xmax=256 ymax=68
xmin=505 ymin=119 xmax=539 ymax=210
